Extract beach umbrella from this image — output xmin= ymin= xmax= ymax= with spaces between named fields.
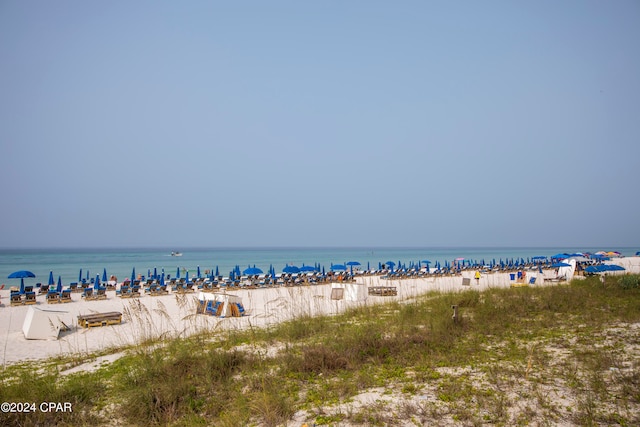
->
xmin=215 ymin=266 xmax=220 ymax=277
xmin=56 ymin=276 xmax=63 ymax=293
xmin=299 ymin=265 xmax=316 ymax=272
xmin=102 ymin=268 xmax=107 ymax=283
xmin=94 ymin=275 xmax=101 ymax=290
xmin=185 ymin=270 xmax=190 ymax=282
xmin=585 ymin=265 xmax=606 ymax=274
xmin=283 ymin=265 xmax=300 ymax=274
xmin=176 ymin=267 xmax=180 ymax=279
xmin=550 ymin=262 xmax=571 ymax=268
xmin=48 ymin=271 xmax=55 ymax=286
xmin=243 ymin=266 xmax=263 ymax=275
xmin=8 ymin=270 xmax=36 ymax=294
xmin=131 ymin=267 xmax=136 ymax=283
xmin=346 ymin=261 xmax=361 ymax=266
xmin=197 ymin=265 xmax=201 ymax=278
xmin=331 ymin=264 xmax=347 ymax=271
xmin=78 ymin=269 xmax=83 ymax=282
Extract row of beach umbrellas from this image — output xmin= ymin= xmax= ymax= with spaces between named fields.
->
xmin=7 ymin=250 xmax=633 ymax=292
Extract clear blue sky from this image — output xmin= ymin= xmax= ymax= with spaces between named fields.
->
xmin=1 ymin=1 xmax=639 ymax=248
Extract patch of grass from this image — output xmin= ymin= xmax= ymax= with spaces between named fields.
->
xmin=2 ymin=274 xmax=640 ymax=425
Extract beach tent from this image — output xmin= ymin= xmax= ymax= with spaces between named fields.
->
xmin=557 ymin=259 xmax=576 ymax=281
xmin=198 ymin=292 xmax=245 ymax=318
xmin=22 ymin=306 xmax=70 ymax=340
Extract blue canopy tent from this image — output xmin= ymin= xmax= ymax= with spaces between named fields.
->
xmin=8 ymin=270 xmax=36 ymax=294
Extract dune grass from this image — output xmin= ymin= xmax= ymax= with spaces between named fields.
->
xmin=1 ymin=274 xmax=640 ymax=426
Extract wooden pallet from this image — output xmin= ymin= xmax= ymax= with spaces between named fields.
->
xmin=368 ymin=286 xmax=398 ymax=296
xmin=77 ymin=311 xmax=122 ymax=328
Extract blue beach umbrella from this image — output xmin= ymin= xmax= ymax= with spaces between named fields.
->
xmin=102 ymin=268 xmax=108 ymax=283
xmin=215 ymin=266 xmax=220 ymax=277
xmin=551 ymin=262 xmax=571 ymax=268
xmin=176 ymin=267 xmax=180 ymax=279
xmin=331 ymin=264 xmax=347 ymax=271
xmin=78 ymin=269 xmax=83 ymax=282
xmin=94 ymin=275 xmax=101 ymax=290
xmin=56 ymin=276 xmax=63 ymax=293
xmin=283 ymin=265 xmax=300 ymax=274
xmin=8 ymin=270 xmax=36 ymax=294
xmin=131 ymin=267 xmax=136 ymax=283
xmin=185 ymin=271 xmax=190 ymax=282
xmin=346 ymin=261 xmax=361 ymax=266
xmin=243 ymin=266 xmax=263 ymax=275
xmin=48 ymin=271 xmax=55 ymax=286
xmin=197 ymin=265 xmax=201 ymax=278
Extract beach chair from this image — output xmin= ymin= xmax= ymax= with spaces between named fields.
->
xmin=95 ymin=288 xmax=107 ymax=300
xmin=60 ymin=289 xmax=72 ymax=303
xmin=205 ymin=300 xmax=222 ymax=316
xmin=117 ymin=284 xmax=130 ymax=298
xmin=82 ymin=288 xmax=94 ymax=300
xmin=10 ymin=292 xmax=24 ymax=306
xmin=46 ymin=291 xmax=61 ymax=304
xmin=69 ymin=282 xmax=79 ymax=293
xmin=529 ymin=277 xmax=536 ymax=285
xmin=24 ymin=291 xmax=37 ymax=305
xmin=38 ymin=284 xmax=50 ymax=294
xmin=234 ymin=302 xmax=246 ymax=316
xmin=130 ymin=284 xmax=141 ymax=297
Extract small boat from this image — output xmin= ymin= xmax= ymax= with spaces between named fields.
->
xmin=171 ymin=252 xmax=183 ymax=257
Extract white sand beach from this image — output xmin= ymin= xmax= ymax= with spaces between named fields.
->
xmin=1 ymin=259 xmax=638 ymax=366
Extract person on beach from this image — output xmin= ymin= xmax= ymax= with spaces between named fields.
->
xmin=475 ymin=270 xmax=481 ymax=285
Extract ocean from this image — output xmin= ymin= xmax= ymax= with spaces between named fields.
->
xmin=1 ymin=246 xmax=638 ymax=287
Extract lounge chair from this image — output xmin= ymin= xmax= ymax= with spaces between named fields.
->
xmin=10 ymin=292 xmax=24 ymax=306
xmin=95 ymin=288 xmax=107 ymax=300
xmin=82 ymin=288 xmax=94 ymax=300
xmin=117 ymin=284 xmax=130 ymax=298
xmin=46 ymin=291 xmax=61 ymax=304
xmin=130 ymin=285 xmax=141 ymax=297
xmin=38 ymin=284 xmax=50 ymax=294
xmin=69 ymin=282 xmax=79 ymax=293
xmin=60 ymin=289 xmax=72 ymax=303
xmin=24 ymin=291 xmax=37 ymax=305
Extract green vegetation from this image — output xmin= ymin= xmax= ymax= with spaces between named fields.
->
xmin=2 ymin=275 xmax=640 ymax=426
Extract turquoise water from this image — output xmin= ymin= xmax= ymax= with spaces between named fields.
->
xmin=1 ymin=247 xmax=638 ymax=287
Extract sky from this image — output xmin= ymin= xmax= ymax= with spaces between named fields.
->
xmin=1 ymin=1 xmax=639 ymax=249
